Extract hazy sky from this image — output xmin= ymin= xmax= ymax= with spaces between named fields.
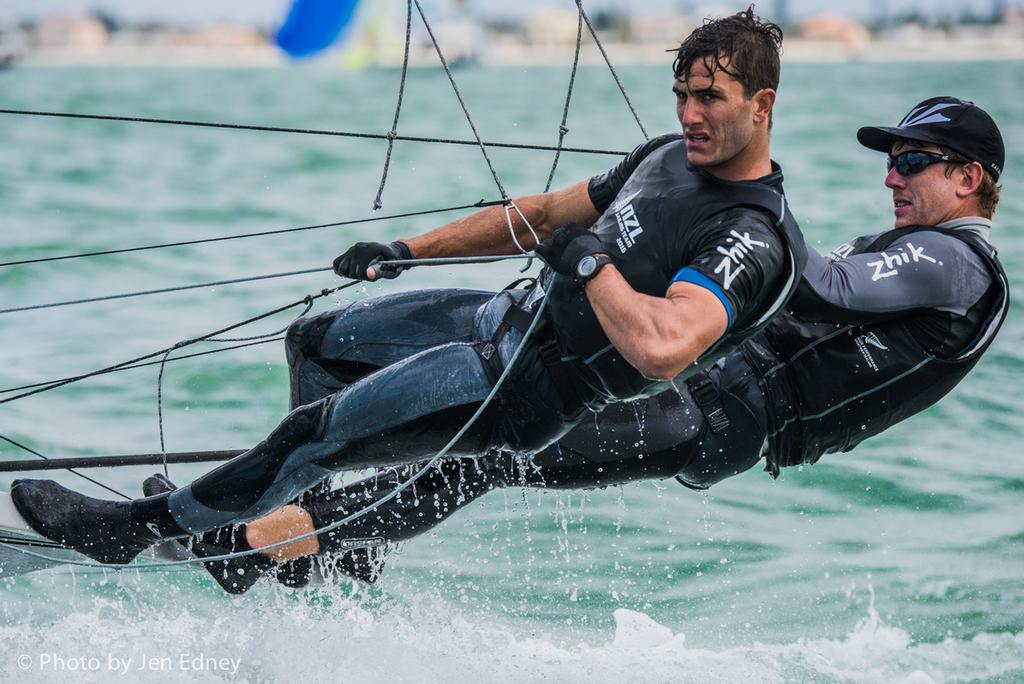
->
xmin=1 ymin=0 xmax=1018 ymax=28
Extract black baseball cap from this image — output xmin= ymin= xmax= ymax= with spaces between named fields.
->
xmin=857 ymin=96 xmax=1004 ymax=181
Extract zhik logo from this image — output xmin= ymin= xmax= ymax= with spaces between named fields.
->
xmin=713 ymin=230 xmax=769 ymax=290
xmin=866 ymin=242 xmax=937 ymax=281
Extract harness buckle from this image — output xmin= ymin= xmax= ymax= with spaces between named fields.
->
xmin=687 ymin=372 xmax=731 ymax=434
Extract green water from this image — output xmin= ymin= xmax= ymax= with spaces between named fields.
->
xmin=0 ymin=61 xmax=1022 ymax=682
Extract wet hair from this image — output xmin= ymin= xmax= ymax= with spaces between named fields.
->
xmin=672 ymin=6 xmax=783 ymax=102
xmin=975 ymin=172 xmax=1001 ymax=218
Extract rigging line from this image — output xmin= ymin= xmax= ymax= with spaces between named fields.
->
xmin=0 ymin=282 xmax=358 ymax=407
xmin=0 ymin=109 xmax=627 ymax=157
xmin=544 ymin=4 xmax=584 ymax=193
xmin=157 ymin=349 xmax=172 ymax=477
xmin=0 ymin=338 xmax=283 ymax=397
xmin=0 ymin=434 xmax=130 ymax=500
xmin=0 ymin=266 xmax=332 ymax=316
xmin=575 ymin=0 xmax=649 ymax=140
xmin=1 ymin=288 xmax=343 ymax=495
xmin=206 ymin=298 xmax=315 ymax=342
xmin=154 ymin=297 xmax=316 ymax=473
xmin=0 ymin=201 xmax=501 ymax=268
xmin=2 ymin=253 xmax=535 ymax=316
xmin=413 ymin=0 xmax=509 ymax=201
xmin=372 ymin=0 xmax=413 ymax=211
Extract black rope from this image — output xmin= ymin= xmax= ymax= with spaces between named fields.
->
xmin=0 ymin=201 xmax=501 ymax=269
xmin=0 ymin=434 xmax=131 ymax=500
xmin=576 ymin=0 xmax=649 ymax=140
xmin=544 ymin=5 xmax=584 ymax=193
xmin=0 ymin=281 xmax=358 ymax=406
xmin=0 ymin=337 xmax=283 ymax=396
xmin=0 ymin=266 xmax=332 ymax=316
xmin=414 ymin=0 xmax=509 ymax=201
xmin=156 ymin=349 xmax=173 ymax=476
xmin=372 ymin=0 xmax=413 ymax=210
xmin=154 ymin=298 xmax=316 ymax=467
xmin=206 ymin=298 xmax=314 ymax=343
xmin=0 ymin=109 xmax=627 ymax=157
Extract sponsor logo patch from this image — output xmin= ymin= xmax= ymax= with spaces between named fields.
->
xmin=713 ymin=229 xmax=769 ymax=290
xmin=334 ymin=537 xmax=387 ymax=550
xmin=613 ymin=189 xmax=644 ymax=253
xmin=866 ymin=242 xmax=937 ymax=281
xmin=854 ymin=331 xmax=888 ymax=371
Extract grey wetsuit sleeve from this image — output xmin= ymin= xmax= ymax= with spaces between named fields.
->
xmin=587 ymin=133 xmax=682 ymax=214
xmin=798 ymin=231 xmax=993 ymax=320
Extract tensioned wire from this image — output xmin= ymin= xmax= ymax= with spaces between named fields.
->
xmin=0 ymin=282 xmax=360 ymax=407
xmin=0 ymin=201 xmax=505 ymax=268
xmin=371 ymin=0 xmax=414 ymax=210
xmin=0 ymin=108 xmax=626 ymax=158
xmin=0 ymin=338 xmax=286 ymax=396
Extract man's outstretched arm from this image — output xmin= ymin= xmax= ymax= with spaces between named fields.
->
xmin=341 ymin=181 xmax=600 ymax=281
xmin=405 ymin=180 xmax=599 ymax=259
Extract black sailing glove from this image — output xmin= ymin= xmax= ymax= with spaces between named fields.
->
xmin=534 ymin=226 xmax=605 ymax=277
xmin=332 ymin=240 xmax=412 ymax=281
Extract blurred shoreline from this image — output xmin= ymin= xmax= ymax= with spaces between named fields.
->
xmin=10 ymin=36 xmax=1024 ymax=68
xmin=3 ymin=8 xmax=1023 ymax=68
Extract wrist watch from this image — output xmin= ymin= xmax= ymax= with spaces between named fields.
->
xmin=575 ymin=253 xmax=613 ymax=281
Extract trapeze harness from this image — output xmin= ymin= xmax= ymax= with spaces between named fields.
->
xmin=482 ymin=139 xmax=806 ymax=427
xmin=744 ymin=224 xmax=1009 ymax=476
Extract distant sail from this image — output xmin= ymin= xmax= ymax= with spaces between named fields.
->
xmin=275 ymin=0 xmax=361 ymax=58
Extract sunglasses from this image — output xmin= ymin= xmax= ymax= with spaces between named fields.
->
xmin=886 ymin=150 xmax=961 ymax=176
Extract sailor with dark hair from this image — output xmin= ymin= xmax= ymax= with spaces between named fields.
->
xmin=142 ymin=96 xmax=1008 ymax=595
xmin=10 ymin=9 xmax=809 ymax=576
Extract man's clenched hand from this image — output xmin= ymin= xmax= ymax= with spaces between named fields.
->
xmin=332 ymin=241 xmax=413 ymax=281
xmin=535 ymin=226 xmax=605 ymax=277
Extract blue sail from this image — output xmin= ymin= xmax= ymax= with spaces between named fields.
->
xmin=275 ymin=0 xmax=361 ymax=59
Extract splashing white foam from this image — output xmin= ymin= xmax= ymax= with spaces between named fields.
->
xmin=0 ymin=580 xmax=1022 ymax=683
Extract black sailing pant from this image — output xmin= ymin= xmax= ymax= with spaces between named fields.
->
xmin=167 ymin=287 xmax=583 ymax=532
xmin=249 ymin=289 xmax=771 ymax=566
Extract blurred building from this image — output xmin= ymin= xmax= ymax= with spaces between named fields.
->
xmin=175 ymin=23 xmax=264 ymax=49
xmin=629 ymin=14 xmax=695 ymax=46
xmin=33 ymin=14 xmax=108 ymax=50
xmin=797 ymin=13 xmax=870 ymax=47
xmin=525 ymin=8 xmax=581 ymax=46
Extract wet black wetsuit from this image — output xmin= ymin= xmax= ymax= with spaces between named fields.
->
xmin=147 ymin=135 xmax=802 ymax=534
xmin=289 ymin=218 xmax=1005 ymax=583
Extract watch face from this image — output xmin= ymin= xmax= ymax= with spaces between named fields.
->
xmin=577 ymin=255 xmax=597 ymax=278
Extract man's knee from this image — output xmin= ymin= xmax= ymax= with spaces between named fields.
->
xmin=267 ymin=396 xmax=331 ymax=449
xmin=285 ymin=312 xmax=340 ymax=367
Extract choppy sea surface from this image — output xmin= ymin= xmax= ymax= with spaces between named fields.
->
xmin=0 ymin=59 xmax=1022 ymax=683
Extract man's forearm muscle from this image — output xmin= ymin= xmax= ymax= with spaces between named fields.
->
xmin=403 ymin=180 xmax=599 ymax=258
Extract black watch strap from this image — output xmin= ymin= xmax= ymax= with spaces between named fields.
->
xmin=578 ymin=254 xmax=613 ymax=281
